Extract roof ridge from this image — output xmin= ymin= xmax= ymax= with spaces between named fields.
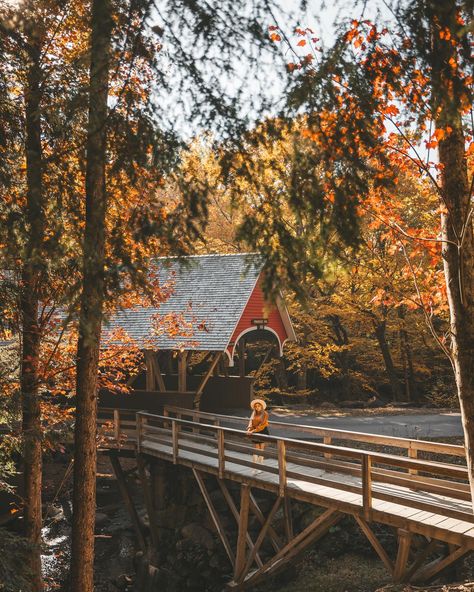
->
xmin=156 ymin=252 xmax=259 ymax=260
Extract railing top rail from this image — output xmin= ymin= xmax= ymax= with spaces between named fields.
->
xmin=137 ymin=411 xmax=468 ymax=480
xmin=162 ymin=405 xmax=465 ymax=458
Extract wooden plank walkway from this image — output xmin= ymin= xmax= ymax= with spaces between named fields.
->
xmin=99 ymin=405 xmax=474 ymax=587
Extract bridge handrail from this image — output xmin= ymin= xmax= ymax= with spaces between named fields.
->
xmin=136 ymin=410 xmax=472 ymax=522
xmin=162 ymin=405 xmax=465 ymax=458
xmin=136 ymin=411 xmax=469 ymax=480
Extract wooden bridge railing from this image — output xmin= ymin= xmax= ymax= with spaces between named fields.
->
xmin=135 ymin=411 xmax=473 ymax=524
xmin=162 ymin=405 xmax=466 ymax=459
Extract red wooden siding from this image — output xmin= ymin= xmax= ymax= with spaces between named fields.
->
xmin=227 ymin=276 xmax=289 ymax=362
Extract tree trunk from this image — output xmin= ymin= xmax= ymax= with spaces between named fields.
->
xmin=430 ymin=0 xmax=474 ymax=506
xmin=327 ymin=314 xmax=351 ymax=400
xmin=397 ymin=307 xmax=417 ymax=402
xmin=21 ymin=25 xmax=45 ymax=592
xmin=69 ymin=1 xmax=112 ymax=590
xmin=373 ymin=320 xmax=404 ymax=402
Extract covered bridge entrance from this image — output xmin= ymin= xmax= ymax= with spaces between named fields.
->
xmin=99 ymin=253 xmax=296 ymax=414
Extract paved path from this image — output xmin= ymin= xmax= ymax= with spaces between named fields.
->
xmin=229 ymin=409 xmax=463 ymax=439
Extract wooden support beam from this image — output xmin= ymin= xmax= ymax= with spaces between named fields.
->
xmin=234 ymin=484 xmax=251 ymax=582
xmin=153 ymin=354 xmax=166 ymax=392
xmin=354 ymin=514 xmax=393 ymax=573
xmin=194 ymin=352 xmax=222 ymax=409
xmin=403 ymin=538 xmax=438 ymax=583
xmin=218 ymin=481 xmax=263 ymax=569
xmin=109 ymin=454 xmax=146 ymax=553
xmin=413 ymin=544 xmax=470 ymax=584
xmin=283 ymin=496 xmax=293 ymax=542
xmin=178 ymin=351 xmax=188 ymax=392
xmin=243 ymin=508 xmax=342 ymax=587
xmin=393 ymin=529 xmax=412 ymax=582
xmin=145 ymin=350 xmax=155 ymax=391
xmin=240 ymin=497 xmax=281 ymax=582
xmin=249 ymin=493 xmax=283 ymax=552
xmin=137 ymin=456 xmax=160 ymax=548
xmin=193 ymin=469 xmax=235 ymax=567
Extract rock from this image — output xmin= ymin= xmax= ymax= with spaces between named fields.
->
xmin=319 ymin=402 xmax=338 ymax=409
xmin=114 ymin=574 xmax=132 ymax=590
xmin=181 ymin=523 xmax=215 ymax=551
xmin=44 ymin=503 xmax=63 ymax=520
xmin=339 ymin=400 xmax=365 ymax=409
xmin=95 ymin=512 xmax=109 ymax=527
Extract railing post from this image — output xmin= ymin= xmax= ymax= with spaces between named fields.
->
xmin=218 ymin=429 xmax=225 ymax=479
xmin=362 ymin=454 xmax=372 ymax=520
xmin=136 ymin=413 xmax=143 ymax=453
xmin=113 ymin=409 xmax=120 ymax=443
xmin=408 ymin=444 xmax=418 ymax=475
xmin=278 ymin=440 xmax=286 ymax=497
xmin=323 ymin=436 xmax=332 ymax=459
xmin=172 ymin=420 xmax=179 ymax=464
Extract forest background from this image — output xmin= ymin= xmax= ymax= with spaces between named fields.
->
xmin=0 ymin=0 xmax=472 ymax=590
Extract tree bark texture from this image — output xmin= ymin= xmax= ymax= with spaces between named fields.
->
xmin=21 ymin=27 xmax=45 ymax=592
xmin=373 ymin=320 xmax=404 ymax=402
xmin=69 ymin=1 xmax=112 ymax=590
xmin=432 ymin=0 xmax=474 ymax=504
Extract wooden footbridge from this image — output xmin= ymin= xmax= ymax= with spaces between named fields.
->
xmin=99 ymin=406 xmax=474 ymax=589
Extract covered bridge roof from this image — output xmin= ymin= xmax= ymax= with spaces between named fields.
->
xmin=107 ymin=253 xmax=295 ymax=361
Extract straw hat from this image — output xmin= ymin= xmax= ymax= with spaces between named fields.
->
xmin=250 ymin=398 xmax=267 ymax=410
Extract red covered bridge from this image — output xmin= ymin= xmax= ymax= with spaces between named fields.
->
xmin=99 ymin=253 xmax=296 ymax=413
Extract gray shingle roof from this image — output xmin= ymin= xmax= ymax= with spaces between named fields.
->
xmin=105 ymin=253 xmax=262 ymax=351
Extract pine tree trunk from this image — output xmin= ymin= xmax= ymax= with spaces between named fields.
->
xmin=373 ymin=320 xmax=404 ymax=402
xmin=69 ymin=1 xmax=112 ymax=590
xmin=431 ymin=0 xmax=474 ymax=507
xmin=21 ymin=26 xmax=45 ymax=592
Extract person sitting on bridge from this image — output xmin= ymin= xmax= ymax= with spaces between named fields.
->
xmin=246 ymin=399 xmax=269 ymax=472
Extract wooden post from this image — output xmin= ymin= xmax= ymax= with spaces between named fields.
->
xmin=234 ymin=484 xmax=250 ymax=582
xmin=172 ymin=421 xmax=179 ymax=464
xmin=218 ymin=429 xmax=225 ymax=479
xmin=240 ymin=496 xmax=281 ymax=581
xmin=238 ymin=338 xmax=246 ymax=377
xmin=362 ymin=454 xmax=372 ymax=521
xmin=136 ymin=413 xmax=143 ymax=453
xmin=144 ymin=350 xmax=155 ymax=391
xmin=394 ymin=529 xmax=412 ymax=582
xmin=178 ymin=351 xmax=187 ymax=392
xmin=153 ymin=353 xmax=166 ymax=392
xmin=323 ymin=436 xmax=333 ymax=459
xmin=408 ymin=445 xmax=418 ymax=475
xmin=113 ymin=409 xmax=120 ymax=443
xmin=278 ymin=440 xmax=286 ymax=497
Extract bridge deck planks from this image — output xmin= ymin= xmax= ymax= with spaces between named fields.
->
xmin=139 ymin=435 xmax=474 ymax=549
